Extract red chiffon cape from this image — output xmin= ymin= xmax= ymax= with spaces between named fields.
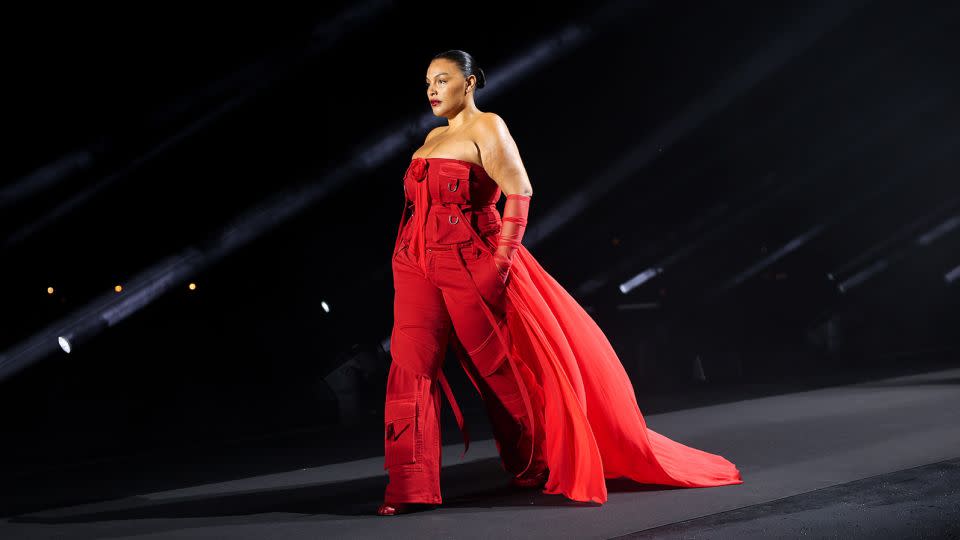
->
xmin=484 ymin=242 xmax=744 ymax=503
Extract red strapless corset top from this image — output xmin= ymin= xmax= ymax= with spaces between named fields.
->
xmin=395 ymin=157 xmax=503 ymax=273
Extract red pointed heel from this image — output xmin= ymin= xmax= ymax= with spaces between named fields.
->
xmin=376 ymin=502 xmax=437 ymax=516
xmin=377 ymin=502 xmax=405 ymax=516
xmin=511 ymin=468 xmax=548 ymax=489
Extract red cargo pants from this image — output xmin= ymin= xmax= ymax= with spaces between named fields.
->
xmin=385 ymin=238 xmax=547 ymax=504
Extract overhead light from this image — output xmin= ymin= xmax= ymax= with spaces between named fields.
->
xmin=58 ymin=335 xmax=72 ymax=353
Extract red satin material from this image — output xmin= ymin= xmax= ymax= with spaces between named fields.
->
xmin=396 ymin=156 xmax=743 ymax=504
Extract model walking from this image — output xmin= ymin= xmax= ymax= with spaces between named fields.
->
xmin=378 ymin=50 xmax=743 ymax=516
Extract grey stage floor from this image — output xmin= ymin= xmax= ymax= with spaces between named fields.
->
xmin=3 ymin=367 xmax=959 ymax=539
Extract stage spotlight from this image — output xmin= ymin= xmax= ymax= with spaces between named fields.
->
xmin=945 ymin=264 xmax=960 ymax=284
xmin=321 ymin=301 xmax=330 ymax=313
xmin=47 ymin=286 xmax=54 ymax=295
xmin=114 ymin=285 xmax=123 ymax=293
xmin=50 ymin=318 xmax=108 ymax=358
xmin=620 ymin=267 xmax=663 ymax=294
xmin=188 ymin=282 xmax=197 ymax=290
xmin=58 ymin=335 xmax=72 ymax=353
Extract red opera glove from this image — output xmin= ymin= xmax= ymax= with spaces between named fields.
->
xmin=493 ymin=193 xmax=531 ymax=282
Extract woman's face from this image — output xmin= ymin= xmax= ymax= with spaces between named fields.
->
xmin=425 ymin=58 xmax=471 ymax=116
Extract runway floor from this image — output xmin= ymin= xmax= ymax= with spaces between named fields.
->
xmin=3 ymin=365 xmax=959 ymax=539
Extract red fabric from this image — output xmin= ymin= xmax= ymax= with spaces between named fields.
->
xmin=494 ymin=193 xmax=531 ymax=280
xmin=504 ymin=243 xmax=744 ymax=503
xmin=396 ymin=157 xmax=743 ymax=505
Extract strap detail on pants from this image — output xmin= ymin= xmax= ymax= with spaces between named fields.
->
xmin=408 ymin=175 xmax=430 ymax=278
xmin=437 ymin=370 xmax=469 ymax=459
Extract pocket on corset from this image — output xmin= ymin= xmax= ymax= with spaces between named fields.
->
xmin=437 ymin=163 xmax=471 ymax=205
xmin=429 ymin=207 xmax=472 ymax=244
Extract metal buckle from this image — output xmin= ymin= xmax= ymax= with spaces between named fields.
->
xmin=448 ymin=214 xmax=459 ymax=224
xmin=447 ymin=179 xmax=460 ymax=192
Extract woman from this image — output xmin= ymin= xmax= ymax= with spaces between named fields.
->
xmin=379 ymin=50 xmax=743 ymax=516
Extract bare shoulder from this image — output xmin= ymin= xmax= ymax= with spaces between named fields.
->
xmin=473 ymin=112 xmax=515 ymax=153
xmin=473 ymin=112 xmax=529 ymax=193
xmin=474 ymin=111 xmax=511 ymax=135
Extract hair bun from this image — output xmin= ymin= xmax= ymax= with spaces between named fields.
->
xmin=432 ymin=50 xmax=487 ymax=91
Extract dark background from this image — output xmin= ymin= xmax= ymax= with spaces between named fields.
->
xmin=2 ymin=0 xmax=958 ymax=480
